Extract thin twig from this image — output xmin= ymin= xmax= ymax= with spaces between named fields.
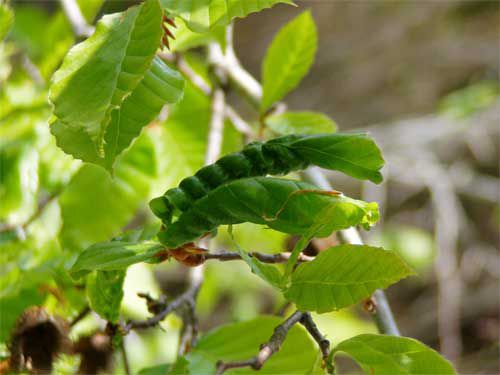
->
xmin=211 ymin=24 xmax=262 ymax=108
xmin=300 ymin=313 xmax=333 ymax=374
xmin=21 ymin=54 xmax=44 ymax=85
xmin=203 ymin=250 xmax=314 ymax=263
xmin=418 ymin=156 xmax=463 ymax=361
xmin=119 ymin=339 xmax=131 ymax=375
xmin=386 ymin=153 xmax=466 ymax=358
xmin=58 ymin=0 xmax=94 ymax=38
xmin=70 ymin=305 xmax=91 ymax=327
xmin=205 ymin=88 xmax=226 ymax=165
xmin=215 ymin=311 xmax=304 ymax=375
xmin=159 ymin=52 xmax=255 ymax=138
xmin=224 ymin=106 xmax=255 ymax=138
xmin=124 ymin=286 xmax=199 ymax=332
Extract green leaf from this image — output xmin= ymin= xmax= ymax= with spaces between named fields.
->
xmin=58 ymin=132 xmax=157 ymax=250
xmin=186 ymin=316 xmax=319 ymax=374
xmin=0 ymin=1 xmax=14 ymax=41
xmin=70 ymin=241 xmax=164 ymax=279
xmin=261 ymin=11 xmax=317 ymax=113
xmin=153 ymin=81 xmax=210 ymax=191
xmin=87 ymin=270 xmax=125 ymax=323
xmin=137 ymin=363 xmax=172 ymax=375
xmin=332 ymin=334 xmax=456 ymax=375
xmin=51 ymin=56 xmax=184 ymax=170
xmin=234 ymin=245 xmax=284 ymax=289
xmin=284 ymin=245 xmax=414 ymax=313
xmin=138 ymin=364 xmax=172 ymax=375
xmin=291 ymin=133 xmax=384 ymax=184
xmin=265 ymin=111 xmax=336 ymax=135
xmin=138 ymin=358 xmax=189 ymax=375
xmin=49 ymin=0 xmax=163 ymax=154
xmin=161 ymin=0 xmax=294 ymax=32
xmin=159 ymin=177 xmax=379 ymax=248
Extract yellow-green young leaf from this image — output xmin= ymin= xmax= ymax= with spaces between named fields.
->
xmin=87 ymin=270 xmax=125 ymax=323
xmin=261 ymin=11 xmax=317 ymax=113
xmin=0 ymin=1 xmax=13 ymax=41
xmin=49 ymin=0 xmax=163 ymax=154
xmin=51 ymin=57 xmax=184 ymax=170
xmin=284 ymin=245 xmax=414 ymax=313
xmin=153 ymin=81 xmax=211 ymax=193
xmin=186 ymin=316 xmax=320 ymax=374
xmin=161 ymin=0 xmax=294 ymax=32
xmin=234 ymin=245 xmax=284 ymax=288
xmin=158 ymin=177 xmax=379 ymax=248
xmin=265 ymin=111 xmax=337 ymax=135
xmin=332 ymin=334 xmax=456 ymax=375
xmin=70 ymin=241 xmax=164 ymax=279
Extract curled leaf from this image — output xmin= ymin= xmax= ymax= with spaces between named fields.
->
xmin=158 ymin=177 xmax=378 ymax=248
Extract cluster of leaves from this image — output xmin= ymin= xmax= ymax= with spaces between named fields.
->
xmin=0 ymin=1 xmax=456 ymax=374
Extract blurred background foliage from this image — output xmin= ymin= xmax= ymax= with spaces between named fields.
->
xmin=0 ymin=0 xmax=498 ymax=374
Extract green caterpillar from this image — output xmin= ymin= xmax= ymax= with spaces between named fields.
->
xmin=157 ymin=177 xmax=379 ymax=248
xmin=150 ymin=133 xmax=383 ymax=225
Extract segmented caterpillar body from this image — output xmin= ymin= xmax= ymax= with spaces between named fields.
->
xmin=150 ymin=133 xmax=383 ymax=226
xmin=157 ymin=177 xmax=378 ymax=248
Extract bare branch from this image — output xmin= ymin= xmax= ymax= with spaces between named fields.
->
xmin=224 ymin=106 xmax=255 ymax=138
xmin=215 ymin=311 xmax=304 ymax=375
xmin=210 ymin=25 xmax=262 ymax=108
xmin=21 ymin=54 xmax=44 ymax=85
xmin=416 ymin=156 xmax=463 ymax=361
xmin=70 ymin=306 xmax=91 ymax=328
xmin=300 ymin=313 xmax=333 ymax=374
xmin=203 ymin=250 xmax=313 ymax=263
xmin=119 ymin=339 xmax=131 ymax=375
xmin=159 ymin=52 xmax=254 ymax=138
xmin=58 ymin=0 xmax=94 ymax=38
xmin=205 ymin=88 xmax=225 ymax=165
xmin=124 ymin=286 xmax=199 ymax=332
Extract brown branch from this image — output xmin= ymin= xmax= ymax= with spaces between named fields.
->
xmin=70 ymin=306 xmax=91 ymax=328
xmin=203 ymin=250 xmax=314 ymax=264
xmin=124 ymin=285 xmax=200 ymax=332
xmin=177 ymin=296 xmax=199 ymax=355
xmin=300 ymin=313 xmax=334 ymax=374
xmin=119 ymin=339 xmax=131 ymax=375
xmin=215 ymin=311 xmax=304 ymax=375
